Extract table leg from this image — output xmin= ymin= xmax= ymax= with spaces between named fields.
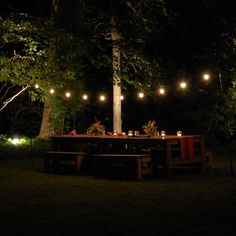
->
xmin=163 ymin=140 xmax=172 ymax=177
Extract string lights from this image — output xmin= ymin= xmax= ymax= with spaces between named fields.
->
xmin=99 ymin=94 xmax=106 ymax=101
xmin=33 ymin=72 xmax=215 ymax=101
xmin=158 ymin=88 xmax=166 ymax=95
xmin=65 ymin=91 xmax=71 ymax=98
xmin=203 ymin=73 xmax=210 ymax=81
xmin=138 ymin=92 xmax=144 ymax=98
xmin=120 ymin=95 xmax=124 ymax=100
xmin=34 ymin=84 xmax=39 ymax=89
xmin=82 ymin=94 xmax=88 ymax=100
xmin=179 ymin=81 xmax=187 ymax=89
xmin=49 ymin=88 xmax=55 ymax=94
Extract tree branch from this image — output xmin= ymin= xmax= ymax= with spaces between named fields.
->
xmin=0 ymin=83 xmax=16 ymax=101
xmin=0 ymin=85 xmax=30 ymax=111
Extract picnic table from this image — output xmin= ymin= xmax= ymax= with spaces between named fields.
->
xmin=45 ymin=134 xmax=206 ymax=179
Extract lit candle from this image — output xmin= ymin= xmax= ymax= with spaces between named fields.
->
xmin=177 ymin=131 xmax=182 ymax=136
xmin=161 ymin=131 xmax=166 ymax=138
xmin=128 ymin=131 xmax=133 ymax=136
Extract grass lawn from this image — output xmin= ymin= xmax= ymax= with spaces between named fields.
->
xmin=0 ymin=150 xmax=236 ymax=236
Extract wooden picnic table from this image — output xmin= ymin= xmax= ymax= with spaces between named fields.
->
xmin=47 ymin=134 xmax=206 ymax=177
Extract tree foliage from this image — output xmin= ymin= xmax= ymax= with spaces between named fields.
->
xmin=54 ymin=0 xmax=167 ymax=92
xmin=0 ymin=12 xmax=85 ymax=135
xmin=0 ymin=0 xmax=235 ymax=140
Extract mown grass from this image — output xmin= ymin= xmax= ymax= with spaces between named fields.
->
xmin=0 ymin=150 xmax=235 ymax=236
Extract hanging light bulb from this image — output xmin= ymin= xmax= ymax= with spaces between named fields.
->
xmin=180 ymin=82 xmax=187 ymax=89
xmin=65 ymin=91 xmax=71 ymax=98
xmin=99 ymin=95 xmax=106 ymax=101
xmin=49 ymin=88 xmax=55 ymax=94
xmin=158 ymin=88 xmax=165 ymax=95
xmin=138 ymin=92 xmax=144 ymax=98
xmin=82 ymin=94 xmax=88 ymax=100
xmin=203 ymin=73 xmax=210 ymax=81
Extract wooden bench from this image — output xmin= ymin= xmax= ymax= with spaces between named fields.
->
xmin=44 ymin=151 xmax=86 ymax=174
xmin=91 ymin=154 xmax=152 ymax=180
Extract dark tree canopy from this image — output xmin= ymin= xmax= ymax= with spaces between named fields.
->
xmin=0 ymin=0 xmax=235 ymax=140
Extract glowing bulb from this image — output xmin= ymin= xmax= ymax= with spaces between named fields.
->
xmin=12 ymin=138 xmax=20 ymax=145
xmin=34 ymin=84 xmax=39 ymax=89
xmin=159 ymin=88 xmax=165 ymax=95
xmin=82 ymin=94 xmax=88 ymax=100
xmin=138 ymin=92 xmax=144 ymax=98
xmin=203 ymin=73 xmax=210 ymax=81
xmin=177 ymin=131 xmax=182 ymax=136
xmin=99 ymin=95 xmax=105 ymax=101
xmin=120 ymin=95 xmax=124 ymax=100
xmin=180 ymin=82 xmax=187 ymax=89
xmin=49 ymin=88 xmax=55 ymax=94
xmin=65 ymin=92 xmax=71 ymax=98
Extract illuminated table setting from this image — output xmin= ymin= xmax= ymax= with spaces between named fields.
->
xmin=48 ymin=132 xmax=206 ymax=177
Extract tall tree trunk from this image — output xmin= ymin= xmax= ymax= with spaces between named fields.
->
xmin=39 ymin=101 xmax=56 ymax=139
xmin=111 ymin=16 xmax=122 ymax=133
xmin=39 ymin=100 xmax=64 ymax=139
xmin=39 ymin=0 xmax=64 ymax=138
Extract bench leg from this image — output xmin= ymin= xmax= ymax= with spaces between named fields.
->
xmin=137 ymin=158 xmax=142 ymax=180
xmin=75 ymin=155 xmax=84 ymax=173
xmin=44 ymin=153 xmax=85 ymax=174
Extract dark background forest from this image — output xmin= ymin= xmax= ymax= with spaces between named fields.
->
xmin=0 ymin=0 xmax=235 ymax=142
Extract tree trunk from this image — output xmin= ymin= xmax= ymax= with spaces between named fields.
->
xmin=39 ymin=101 xmax=56 ymax=139
xmin=39 ymin=0 xmax=64 ymax=138
xmin=111 ymin=16 xmax=122 ymax=133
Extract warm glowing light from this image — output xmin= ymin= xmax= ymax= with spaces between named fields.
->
xmin=49 ymin=88 xmax=55 ymax=94
xmin=203 ymin=73 xmax=210 ymax=81
xmin=177 ymin=131 xmax=182 ymax=136
xmin=82 ymin=94 xmax=88 ymax=100
xmin=128 ymin=131 xmax=133 ymax=136
xmin=65 ymin=92 xmax=71 ymax=98
xmin=99 ymin=95 xmax=106 ymax=101
xmin=34 ymin=84 xmax=39 ymax=89
xmin=180 ymin=82 xmax=187 ymax=89
xmin=161 ymin=131 xmax=166 ymax=139
xmin=12 ymin=138 xmax=20 ymax=145
xmin=120 ymin=95 xmax=124 ymax=100
xmin=138 ymin=92 xmax=144 ymax=98
xmin=159 ymin=88 xmax=165 ymax=95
